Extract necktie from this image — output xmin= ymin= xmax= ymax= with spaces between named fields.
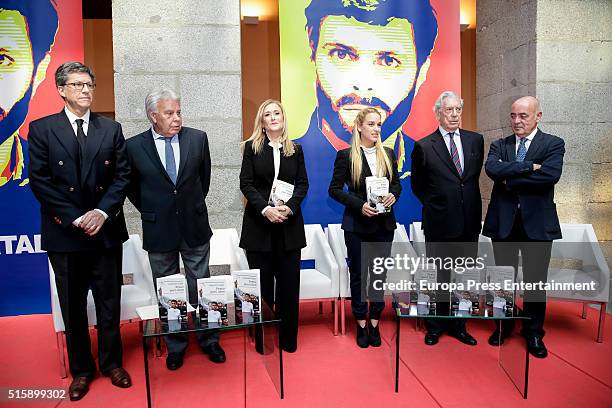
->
xmin=448 ymin=132 xmax=463 ymax=175
xmin=516 ymin=137 xmax=527 ymax=162
xmin=75 ymin=119 xmax=86 ymax=150
xmin=164 ymin=137 xmax=177 ymax=184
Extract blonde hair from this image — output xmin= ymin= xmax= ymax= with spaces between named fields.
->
xmin=349 ymin=107 xmax=393 ymax=188
xmin=240 ymin=99 xmax=296 ymax=156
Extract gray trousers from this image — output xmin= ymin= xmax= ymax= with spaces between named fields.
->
xmin=149 ymin=239 xmax=219 ymax=354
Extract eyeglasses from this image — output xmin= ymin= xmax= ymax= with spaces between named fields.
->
xmin=63 ymin=82 xmax=96 ymax=91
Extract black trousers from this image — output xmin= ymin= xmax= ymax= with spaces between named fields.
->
xmin=49 ymin=246 xmax=123 ymax=378
xmin=344 ymin=229 xmax=394 ymax=321
xmin=492 ymin=211 xmax=552 ymax=338
xmin=148 ymin=240 xmax=218 ymax=354
xmin=424 ymin=233 xmax=479 ymax=335
xmin=246 ymin=236 xmax=301 ymax=352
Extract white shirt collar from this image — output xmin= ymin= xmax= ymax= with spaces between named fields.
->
xmin=361 ymin=145 xmax=377 ymax=154
xmin=516 ymin=127 xmax=538 ymax=143
xmin=64 ymin=107 xmax=90 ymax=125
xmin=151 ymin=126 xmax=178 ymax=140
xmin=267 ymin=137 xmax=282 ymax=149
xmin=439 ymin=126 xmax=459 ymax=137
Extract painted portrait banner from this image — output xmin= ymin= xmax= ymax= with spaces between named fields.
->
xmin=280 ymin=0 xmax=461 ymax=226
xmin=0 ymin=0 xmax=83 ymax=316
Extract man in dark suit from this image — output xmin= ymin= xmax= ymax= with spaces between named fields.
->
xmin=411 ymin=91 xmax=484 ymax=346
xmin=483 ymin=96 xmax=565 ymax=358
xmin=126 ymin=88 xmax=225 ymax=370
xmin=28 ymin=62 xmax=132 ymax=401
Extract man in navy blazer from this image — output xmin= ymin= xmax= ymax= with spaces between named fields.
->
xmin=126 ymin=88 xmax=224 ymax=370
xmin=28 ymin=62 xmax=132 ymax=401
xmin=483 ymin=96 xmax=565 ymax=358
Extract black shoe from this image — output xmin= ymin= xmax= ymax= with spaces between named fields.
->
xmin=368 ymin=322 xmax=381 ymax=347
xmin=424 ymin=332 xmax=440 ymax=346
xmin=450 ymin=330 xmax=477 ymax=346
xmin=356 ymin=323 xmax=369 ymax=348
xmin=166 ymin=352 xmax=184 ymax=370
xmin=202 ymin=343 xmax=227 ymax=363
xmin=488 ymin=329 xmax=511 ymax=346
xmin=527 ymin=336 xmax=548 ymax=358
xmin=68 ymin=376 xmax=93 ymax=401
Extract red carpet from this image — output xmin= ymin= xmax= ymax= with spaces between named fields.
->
xmin=0 ymin=301 xmax=610 ymax=407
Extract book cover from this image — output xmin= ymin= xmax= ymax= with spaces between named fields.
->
xmin=451 ymin=268 xmax=482 ymax=317
xmin=365 ymin=176 xmax=390 ymax=214
xmin=197 ymin=277 xmax=229 ymax=325
xmin=413 ymin=267 xmax=437 ymax=315
xmin=157 ymin=274 xmax=188 ymax=321
xmin=231 ymin=269 xmax=262 ymax=319
xmin=268 ymin=179 xmax=294 ymax=207
xmin=486 ymin=266 xmax=515 ymax=317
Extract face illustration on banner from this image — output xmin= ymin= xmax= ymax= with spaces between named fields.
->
xmin=315 ymin=15 xmax=417 ymax=132
xmin=0 ymin=1 xmax=58 ymax=187
xmin=0 ymin=10 xmax=34 ymax=121
xmin=305 ymin=0 xmax=438 ymax=145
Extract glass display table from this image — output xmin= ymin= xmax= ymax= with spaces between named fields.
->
xmin=391 ymin=292 xmax=531 ymax=398
xmin=140 ymin=302 xmax=282 ymax=408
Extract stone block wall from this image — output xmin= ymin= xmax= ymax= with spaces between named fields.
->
xmin=112 ymin=0 xmax=244 ymax=235
xmin=476 ymin=0 xmax=612 ymax=265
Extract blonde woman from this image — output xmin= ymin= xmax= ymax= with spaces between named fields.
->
xmin=239 ymin=99 xmax=308 ymax=353
xmin=328 ymin=107 xmax=401 ymax=348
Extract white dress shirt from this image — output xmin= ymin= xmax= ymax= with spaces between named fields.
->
xmin=361 ymin=145 xmax=378 ymax=175
xmin=515 ymin=127 xmax=538 ymax=154
xmin=64 ymin=107 xmax=108 ymax=225
xmin=151 ymin=127 xmax=180 ymax=171
xmin=440 ymin=126 xmax=464 ymax=171
xmin=64 ymin=107 xmax=90 ymax=137
xmin=262 ymin=139 xmax=283 ymax=216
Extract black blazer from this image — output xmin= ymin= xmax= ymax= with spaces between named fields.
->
xmin=239 ymin=139 xmax=308 ymax=252
xmin=410 ymin=128 xmax=484 ymax=240
xmin=28 ymin=110 xmax=129 ymax=252
xmin=483 ymin=130 xmax=565 ymax=241
xmin=329 ymin=147 xmax=401 ymax=234
xmin=126 ymin=127 xmax=213 ymax=252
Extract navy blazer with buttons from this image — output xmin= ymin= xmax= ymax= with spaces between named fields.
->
xmin=411 ymin=128 xmax=484 ymax=240
xmin=483 ymin=130 xmax=565 ymax=241
xmin=126 ymin=127 xmax=213 ymax=252
xmin=28 ymin=110 xmax=130 ymax=252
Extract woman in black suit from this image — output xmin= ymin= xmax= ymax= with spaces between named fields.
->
xmin=329 ymin=107 xmax=401 ymax=348
xmin=239 ymin=99 xmax=308 ymax=353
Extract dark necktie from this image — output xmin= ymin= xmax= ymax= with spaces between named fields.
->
xmin=75 ymin=119 xmax=86 ymax=148
xmin=448 ymin=132 xmax=463 ymax=175
xmin=516 ymin=137 xmax=527 ymax=161
xmin=164 ymin=137 xmax=177 ymax=184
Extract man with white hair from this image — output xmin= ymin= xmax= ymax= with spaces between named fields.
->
xmin=126 ymin=88 xmax=225 ymax=369
xmin=411 ymin=91 xmax=484 ymax=346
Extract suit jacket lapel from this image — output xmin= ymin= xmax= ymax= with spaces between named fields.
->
xmin=80 ymin=113 xmax=105 ymax=181
xmin=175 ymin=128 xmax=190 ymax=186
xmin=360 ymin=148 xmax=373 ymax=179
xmin=50 ymin=111 xmax=79 ymax=163
xmin=459 ymin=129 xmax=471 ymax=177
xmin=506 ymin=135 xmax=517 ymax=162
xmin=141 ymin=130 xmax=174 ymax=184
xmin=431 ymin=130 xmax=460 ymax=178
xmin=524 ymin=129 xmax=543 ymax=161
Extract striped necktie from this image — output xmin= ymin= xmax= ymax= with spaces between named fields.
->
xmin=448 ymin=132 xmax=463 ymax=175
xmin=516 ymin=137 xmax=527 ymax=161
